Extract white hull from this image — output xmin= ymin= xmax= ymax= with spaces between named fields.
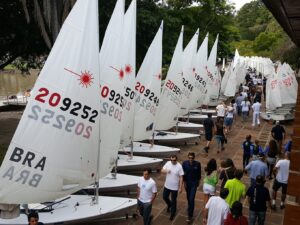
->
xmin=82 ymin=173 xmax=139 ymax=195
xmin=0 ymin=195 xmax=136 ymax=225
xmin=175 ymin=121 xmax=203 ymax=133
xmin=119 ymin=142 xmax=180 ymax=157
xmin=150 ymin=131 xmax=200 ymax=144
xmin=117 ymin=154 xmax=163 ymax=172
xmin=189 ymin=109 xmax=217 ymax=115
xmin=260 ymin=112 xmax=294 ymax=121
xmin=178 ymin=114 xmax=217 ymax=123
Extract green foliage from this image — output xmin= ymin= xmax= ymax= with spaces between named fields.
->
xmin=234 ymin=0 xmax=300 ymax=68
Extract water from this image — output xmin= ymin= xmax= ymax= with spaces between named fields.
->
xmin=0 ymin=70 xmax=39 ymax=97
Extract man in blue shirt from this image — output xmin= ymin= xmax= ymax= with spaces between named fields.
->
xmin=182 ymin=152 xmax=201 ymax=222
xmin=245 ymin=153 xmax=269 ymax=186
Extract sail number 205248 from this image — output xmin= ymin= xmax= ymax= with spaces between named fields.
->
xmin=35 ymin=87 xmax=98 ymax=123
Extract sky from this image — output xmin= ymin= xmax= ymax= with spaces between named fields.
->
xmin=229 ymin=0 xmax=253 ymax=11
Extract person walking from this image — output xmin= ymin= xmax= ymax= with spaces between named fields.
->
xmin=245 ymin=153 xmax=269 ymax=186
xmin=137 ymin=168 xmax=157 ymax=225
xmin=182 ymin=152 xmax=201 ymax=222
xmin=251 ymin=100 xmax=261 ymax=128
xmin=203 ymin=113 xmax=215 ymax=153
xmin=236 ymin=93 xmax=245 ymax=116
xmin=271 ymin=121 xmax=286 ymax=154
xmin=224 ymin=170 xmax=246 ymax=208
xmin=271 ymin=152 xmax=290 ymax=210
xmin=203 ymin=158 xmax=218 ymax=205
xmin=203 ymin=188 xmax=230 ymax=225
xmin=241 ymin=97 xmax=251 ymax=122
xmin=264 ymin=139 xmax=278 ymax=179
xmin=216 ymin=102 xmax=226 ymax=120
xmin=252 ymin=140 xmax=264 ymax=160
xmin=242 ymin=135 xmax=253 ymax=169
xmin=224 ymin=201 xmax=248 ymax=225
xmin=161 ymin=155 xmax=184 ymax=221
xmin=215 ymin=118 xmax=226 ymax=153
xmin=224 ymin=103 xmax=234 ymax=133
xmin=219 ymin=159 xmax=236 ymax=190
xmin=246 ymin=175 xmax=271 ymax=225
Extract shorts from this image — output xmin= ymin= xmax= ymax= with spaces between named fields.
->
xmin=266 ymin=157 xmax=276 ymax=165
xmin=205 ymin=132 xmax=213 ymax=141
xmin=203 ymin=183 xmax=216 ymax=195
xmin=272 ymin=179 xmax=287 ymax=194
xmin=224 ymin=117 xmax=233 ymax=126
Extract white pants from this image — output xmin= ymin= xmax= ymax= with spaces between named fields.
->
xmin=252 ymin=112 xmax=260 ymax=126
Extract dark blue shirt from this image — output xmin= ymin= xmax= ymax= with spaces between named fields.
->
xmin=246 ymin=184 xmax=270 ymax=212
xmin=182 ymin=160 xmax=201 ymax=186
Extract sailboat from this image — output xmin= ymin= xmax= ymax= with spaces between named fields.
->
xmin=153 ymin=29 xmax=200 ymax=144
xmin=117 ymin=2 xmax=178 ymax=159
xmin=0 ymin=0 xmax=136 ymax=224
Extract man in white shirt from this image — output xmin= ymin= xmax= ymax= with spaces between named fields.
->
xmin=251 ymin=100 xmax=261 ymax=127
xmin=271 ymin=152 xmax=290 ymax=210
xmin=162 ymin=155 xmax=184 ymax=221
xmin=216 ymin=102 xmax=226 ymax=119
xmin=137 ymin=168 xmax=157 ymax=225
xmin=203 ymin=188 xmax=230 ymax=225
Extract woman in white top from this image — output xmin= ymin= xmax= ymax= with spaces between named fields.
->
xmin=241 ymin=97 xmax=251 ymax=122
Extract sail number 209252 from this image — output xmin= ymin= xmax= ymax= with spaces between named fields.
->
xmin=35 ymin=87 xmax=98 ymax=123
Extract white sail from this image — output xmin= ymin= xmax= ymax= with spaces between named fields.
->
xmin=180 ymin=29 xmax=199 ymax=115
xmin=224 ymin=65 xmax=236 ymax=97
xmin=133 ymin=22 xmax=163 ymax=141
xmin=204 ymin=34 xmax=219 ymax=104
xmin=266 ymin=73 xmax=282 ymax=110
xmin=191 ymin=33 xmax=208 ymax=108
xmin=99 ymin=0 xmax=125 ymax=178
xmin=155 ymin=26 xmax=184 ymax=130
xmin=0 ymin=0 xmax=100 ymax=204
xmin=221 ymin=64 xmax=231 ymax=94
xmin=120 ymin=0 xmax=136 ymax=147
xmin=278 ymin=63 xmax=298 ymax=105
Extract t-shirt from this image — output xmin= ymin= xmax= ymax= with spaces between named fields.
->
xmin=216 ymin=104 xmax=226 ymax=117
xmin=246 ymin=185 xmax=270 ymax=212
xmin=205 ymin=196 xmax=230 ymax=225
xmin=275 ymin=159 xmax=290 ymax=184
xmin=242 ymin=140 xmax=253 ymax=155
xmin=224 ymin=213 xmax=248 ymax=225
xmin=241 ymin=101 xmax=250 ymax=112
xmin=203 ymin=118 xmax=214 ymax=133
xmin=236 ymin=96 xmax=244 ymax=105
xmin=182 ymin=160 xmax=201 ymax=186
xmin=138 ymin=177 xmax=157 ymax=203
xmin=163 ymin=161 xmax=184 ymax=190
xmin=224 ymin=178 xmax=246 ymax=208
xmin=226 ymin=106 xmax=234 ymax=118
xmin=245 ymin=160 xmax=269 ymax=180
xmin=252 ymin=102 xmax=261 ymax=113
xmin=271 ymin=125 xmax=286 ymax=140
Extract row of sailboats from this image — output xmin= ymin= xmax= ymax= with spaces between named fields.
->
xmin=0 ymin=0 xmax=222 ymax=224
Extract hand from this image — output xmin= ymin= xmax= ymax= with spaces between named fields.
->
xmin=179 ymin=187 xmax=183 ymax=194
xmin=202 ymin=218 xmax=207 ymax=225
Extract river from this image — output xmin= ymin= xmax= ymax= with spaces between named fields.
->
xmin=0 ymin=69 xmax=39 ymax=97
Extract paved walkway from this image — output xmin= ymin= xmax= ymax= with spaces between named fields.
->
xmin=92 ymin=116 xmax=292 ymax=225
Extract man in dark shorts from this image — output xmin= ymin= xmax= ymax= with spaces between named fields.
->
xmin=271 ymin=152 xmax=290 ymax=210
xmin=203 ymin=113 xmax=214 ymax=153
xmin=271 ymin=121 xmax=286 ymax=154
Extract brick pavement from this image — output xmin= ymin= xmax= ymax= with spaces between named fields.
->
xmin=86 ymin=116 xmax=292 ymax=225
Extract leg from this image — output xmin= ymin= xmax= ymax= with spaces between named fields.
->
xmin=163 ymin=187 xmax=171 ymax=210
xmin=138 ymin=200 xmax=144 ymax=217
xmin=187 ymin=185 xmax=197 ymax=218
xmin=252 ymin=113 xmax=256 ymax=126
xmin=170 ymin=190 xmax=178 ymax=217
xmin=257 ymin=113 xmax=260 ymax=126
xmin=248 ymin=210 xmax=257 ymax=225
xmin=281 ymin=184 xmax=288 ymax=208
xmin=143 ymin=202 xmax=152 ymax=225
xmin=257 ymin=211 xmax=266 ymax=225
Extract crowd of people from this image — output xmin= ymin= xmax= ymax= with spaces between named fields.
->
xmin=135 ymin=67 xmax=293 ymax=225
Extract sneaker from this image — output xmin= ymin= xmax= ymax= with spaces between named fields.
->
xmin=271 ymin=204 xmax=276 ymax=210
xmin=203 ymin=147 xmax=208 ymax=153
xmin=169 ymin=215 xmax=174 ymax=221
xmin=186 ymin=217 xmax=192 ymax=222
xmin=280 ymin=204 xmax=285 ymax=209
xmin=221 ymin=147 xmax=225 ymax=151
